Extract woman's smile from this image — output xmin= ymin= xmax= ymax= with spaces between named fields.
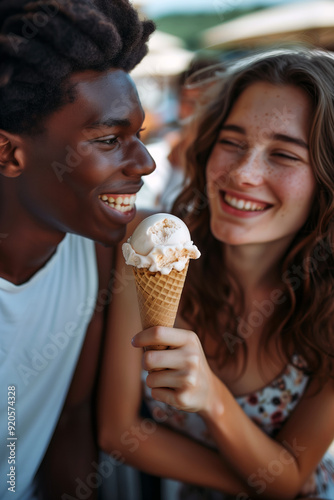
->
xmin=219 ymin=189 xmax=274 ymax=218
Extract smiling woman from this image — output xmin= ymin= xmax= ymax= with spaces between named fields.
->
xmin=98 ymin=47 xmax=334 ymax=500
xmin=179 ymin=48 xmax=334 ymax=389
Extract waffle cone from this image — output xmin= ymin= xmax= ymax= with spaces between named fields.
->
xmin=133 ymin=262 xmax=189 ymax=351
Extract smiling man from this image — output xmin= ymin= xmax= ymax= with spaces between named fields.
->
xmin=0 ymin=1 xmax=155 ymax=498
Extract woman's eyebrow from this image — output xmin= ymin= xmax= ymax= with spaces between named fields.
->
xmin=221 ymin=124 xmax=308 ymax=149
xmin=221 ymin=124 xmax=245 ymax=134
xmin=272 ymin=133 xmax=309 ymax=150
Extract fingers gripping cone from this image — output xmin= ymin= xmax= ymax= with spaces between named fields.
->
xmin=133 ymin=262 xmax=189 ymax=351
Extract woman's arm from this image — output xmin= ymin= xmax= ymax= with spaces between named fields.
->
xmin=97 ymin=221 xmax=253 ymax=495
xmin=204 ymin=369 xmax=334 ymax=499
xmin=133 ymin=326 xmax=334 ymax=499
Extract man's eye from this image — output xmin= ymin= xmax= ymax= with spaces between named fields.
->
xmin=94 ymin=136 xmax=118 ymax=146
xmin=137 ymin=128 xmax=146 ymax=140
xmin=100 ymin=137 xmax=118 ymax=145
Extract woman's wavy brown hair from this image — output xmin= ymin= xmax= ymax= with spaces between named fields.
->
xmin=173 ymin=48 xmax=334 ymax=382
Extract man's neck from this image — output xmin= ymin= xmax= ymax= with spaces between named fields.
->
xmin=0 ymin=231 xmax=65 ymax=286
xmin=0 ymin=201 xmax=65 ymax=286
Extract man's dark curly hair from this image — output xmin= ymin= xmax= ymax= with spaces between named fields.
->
xmin=0 ymin=0 xmax=155 ymax=134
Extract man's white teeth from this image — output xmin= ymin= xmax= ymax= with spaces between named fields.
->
xmin=224 ymin=193 xmax=266 ymax=212
xmin=99 ymin=194 xmax=136 ymax=212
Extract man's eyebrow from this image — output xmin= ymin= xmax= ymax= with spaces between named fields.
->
xmin=221 ymin=124 xmax=308 ymax=149
xmin=84 ymin=118 xmax=131 ymax=130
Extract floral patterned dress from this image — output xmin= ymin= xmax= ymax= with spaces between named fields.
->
xmin=142 ymin=354 xmax=334 ymax=499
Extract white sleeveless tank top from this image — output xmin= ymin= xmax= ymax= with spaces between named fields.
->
xmin=0 ymin=233 xmax=98 ymax=499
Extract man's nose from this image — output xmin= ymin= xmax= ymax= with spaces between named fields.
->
xmin=231 ymin=148 xmax=265 ymax=186
xmin=122 ymin=140 xmax=156 ymax=177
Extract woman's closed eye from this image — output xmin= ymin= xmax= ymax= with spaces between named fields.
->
xmin=272 ymin=151 xmax=300 ymax=162
xmin=219 ymin=138 xmax=247 ymax=151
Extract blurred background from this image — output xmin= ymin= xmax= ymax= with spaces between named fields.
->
xmin=100 ymin=1 xmax=334 ymax=498
xmin=129 ymin=0 xmax=334 ymax=210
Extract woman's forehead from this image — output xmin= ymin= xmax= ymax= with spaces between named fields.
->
xmin=225 ymin=82 xmax=312 ymax=139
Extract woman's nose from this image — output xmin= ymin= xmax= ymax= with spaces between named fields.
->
xmin=231 ymin=148 xmax=265 ymax=186
xmin=122 ymin=140 xmax=156 ymax=178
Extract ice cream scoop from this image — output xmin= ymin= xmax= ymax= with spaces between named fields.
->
xmin=122 ymin=213 xmax=200 ymax=275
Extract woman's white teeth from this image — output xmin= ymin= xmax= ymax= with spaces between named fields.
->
xmin=224 ymin=193 xmax=266 ymax=211
xmin=99 ymin=194 xmax=136 ymax=212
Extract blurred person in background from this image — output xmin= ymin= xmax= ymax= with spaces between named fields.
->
xmin=99 ymin=48 xmax=334 ymax=500
xmin=136 ymin=57 xmax=219 ymax=213
xmin=158 ymin=57 xmax=221 ymax=211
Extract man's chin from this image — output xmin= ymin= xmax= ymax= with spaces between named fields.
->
xmin=94 ymin=226 xmax=127 ymax=248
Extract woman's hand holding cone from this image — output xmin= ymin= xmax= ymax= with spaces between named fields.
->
xmin=132 ymin=326 xmax=219 ymax=415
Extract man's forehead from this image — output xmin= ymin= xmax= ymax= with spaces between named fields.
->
xmin=70 ymin=68 xmax=137 ymax=95
xmin=66 ymin=69 xmax=143 ymax=125
xmin=37 ymin=68 xmax=143 ymax=136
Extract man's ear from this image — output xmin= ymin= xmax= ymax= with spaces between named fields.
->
xmin=0 ymin=131 xmax=25 ymax=178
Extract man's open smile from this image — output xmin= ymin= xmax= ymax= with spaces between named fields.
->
xmin=98 ymin=193 xmax=136 ymax=213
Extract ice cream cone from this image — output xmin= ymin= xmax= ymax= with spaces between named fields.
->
xmin=133 ymin=261 xmax=189 ymax=351
xmin=123 ymin=213 xmax=200 ymax=357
